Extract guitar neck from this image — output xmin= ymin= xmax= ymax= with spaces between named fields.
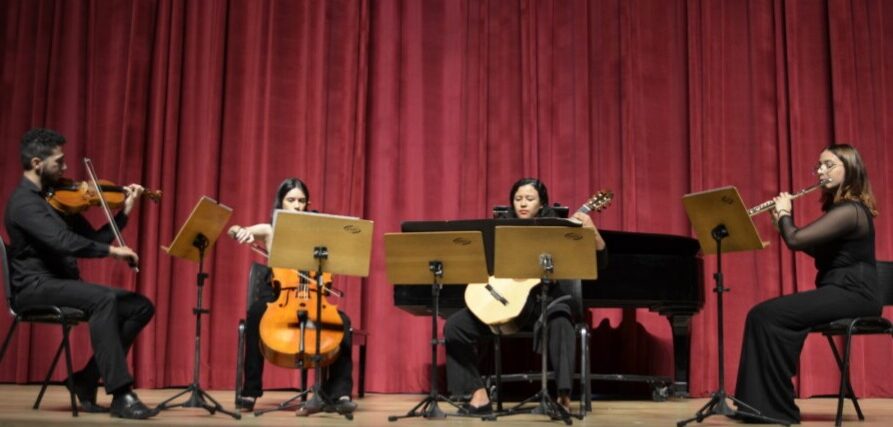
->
xmin=574 ymin=190 xmax=612 ymax=216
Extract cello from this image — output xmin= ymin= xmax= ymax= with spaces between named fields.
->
xmin=258 ymin=268 xmax=345 ymax=369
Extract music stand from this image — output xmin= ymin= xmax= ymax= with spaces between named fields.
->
xmin=383 ymin=231 xmax=489 ymax=421
xmin=677 ymin=187 xmax=788 ymax=426
xmin=492 ymin=226 xmax=597 ymax=425
xmin=156 ymin=196 xmax=240 ymax=419
xmin=254 ymin=211 xmax=373 ymax=419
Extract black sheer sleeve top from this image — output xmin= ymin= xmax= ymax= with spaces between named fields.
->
xmin=777 ymin=200 xmax=878 ymax=302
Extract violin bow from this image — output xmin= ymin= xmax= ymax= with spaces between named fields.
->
xmin=83 ymin=158 xmax=139 ymax=273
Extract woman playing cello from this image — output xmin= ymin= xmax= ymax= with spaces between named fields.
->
xmin=228 ymin=177 xmax=357 ymax=416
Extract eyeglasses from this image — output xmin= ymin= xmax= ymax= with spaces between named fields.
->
xmin=813 ymin=160 xmax=840 ymax=175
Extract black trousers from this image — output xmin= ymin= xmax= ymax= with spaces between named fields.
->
xmin=242 ymin=298 xmax=353 ymax=399
xmin=444 ymin=303 xmax=576 ymax=398
xmin=14 ymin=279 xmax=155 ymax=394
xmin=734 ymin=284 xmax=882 ymax=423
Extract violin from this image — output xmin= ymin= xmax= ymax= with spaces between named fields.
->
xmin=258 ymin=268 xmax=344 ymax=369
xmin=47 ymin=177 xmax=162 ymax=215
xmin=78 ymin=158 xmax=148 ymax=272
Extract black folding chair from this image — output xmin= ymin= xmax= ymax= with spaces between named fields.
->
xmin=807 ymin=260 xmax=893 ymax=427
xmin=0 ymin=240 xmax=87 ymax=416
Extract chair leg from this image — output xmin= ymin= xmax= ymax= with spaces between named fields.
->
xmin=835 ymin=335 xmax=865 ymax=422
xmin=34 ymin=336 xmax=65 ymax=410
xmin=844 ymin=374 xmax=865 ymax=421
xmin=826 ymin=333 xmax=864 ymax=426
xmin=578 ymin=324 xmax=590 ymax=416
xmin=358 ymin=341 xmax=366 ymax=398
xmin=0 ymin=318 xmax=20 ymax=364
xmin=234 ymin=320 xmax=246 ymax=406
xmin=835 ymin=333 xmax=849 ymax=427
xmin=494 ymin=334 xmax=503 ymax=412
xmin=60 ymin=324 xmax=78 ymax=417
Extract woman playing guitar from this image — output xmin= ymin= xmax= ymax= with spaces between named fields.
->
xmin=228 ymin=177 xmax=357 ymax=416
xmin=443 ymin=178 xmax=608 ymax=415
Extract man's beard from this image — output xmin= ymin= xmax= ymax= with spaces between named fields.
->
xmin=38 ymin=166 xmax=61 ymax=188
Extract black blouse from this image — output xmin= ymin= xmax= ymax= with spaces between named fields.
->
xmin=778 ymin=200 xmax=878 ymax=302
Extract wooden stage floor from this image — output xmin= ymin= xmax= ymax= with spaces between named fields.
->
xmin=0 ymin=385 xmax=892 ymax=426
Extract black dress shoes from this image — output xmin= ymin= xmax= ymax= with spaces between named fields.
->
xmin=110 ymin=391 xmax=156 ymax=420
xmin=235 ymin=395 xmax=256 ymax=412
xmin=296 ymin=394 xmax=358 ymax=416
xmin=63 ymin=373 xmax=109 ymax=413
xmin=459 ymin=401 xmax=493 ymax=416
xmin=326 ymin=397 xmax=358 ymax=414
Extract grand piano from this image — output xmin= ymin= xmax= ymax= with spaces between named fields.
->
xmin=393 ymin=220 xmax=704 ymax=398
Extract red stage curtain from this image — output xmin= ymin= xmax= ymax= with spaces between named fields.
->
xmin=1 ymin=0 xmax=892 ymax=398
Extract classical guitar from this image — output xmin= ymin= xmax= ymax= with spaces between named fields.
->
xmin=464 ymin=190 xmax=614 ymax=334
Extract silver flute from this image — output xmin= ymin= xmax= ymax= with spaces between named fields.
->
xmin=747 ymin=178 xmax=832 ymax=217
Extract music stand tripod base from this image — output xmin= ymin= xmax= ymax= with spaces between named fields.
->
xmin=262 ymin=211 xmax=374 ymax=420
xmin=251 ymin=359 xmax=310 ymax=417
xmin=678 ymin=188 xmax=787 ymax=427
xmin=157 ymin=197 xmax=240 ymax=419
xmin=382 ymin=232 xmax=490 ymax=421
xmin=491 ymin=281 xmax=579 ymax=426
xmin=491 ymin=226 xmax=598 ymax=425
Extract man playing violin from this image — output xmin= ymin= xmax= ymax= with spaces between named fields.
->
xmin=228 ymin=177 xmax=357 ymax=416
xmin=3 ymin=128 xmax=156 ymax=419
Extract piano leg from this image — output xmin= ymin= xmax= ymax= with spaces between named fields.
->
xmin=668 ymin=313 xmax=693 ymax=398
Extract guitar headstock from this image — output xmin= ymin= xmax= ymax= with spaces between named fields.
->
xmin=580 ymin=189 xmax=614 ymax=213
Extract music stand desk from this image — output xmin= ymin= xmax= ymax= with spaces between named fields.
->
xmin=677 ymin=186 xmax=784 ymax=426
xmin=158 ymin=196 xmax=239 ymax=419
xmin=269 ymin=211 xmax=373 ymax=277
xmin=384 ymin=231 xmax=488 ymax=421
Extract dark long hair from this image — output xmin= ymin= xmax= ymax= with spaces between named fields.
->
xmin=820 ymin=144 xmax=878 ymax=217
xmin=501 ymin=177 xmax=556 ymax=218
xmin=271 ymin=177 xmax=311 ymax=219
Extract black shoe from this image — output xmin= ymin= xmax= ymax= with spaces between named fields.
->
xmin=63 ymin=373 xmax=109 ymax=413
xmin=460 ymin=401 xmax=493 ymax=416
xmin=296 ymin=394 xmax=325 ymax=417
xmin=235 ymin=395 xmax=256 ymax=412
xmin=326 ymin=397 xmax=357 ymax=414
xmin=110 ymin=391 xmax=155 ymax=420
